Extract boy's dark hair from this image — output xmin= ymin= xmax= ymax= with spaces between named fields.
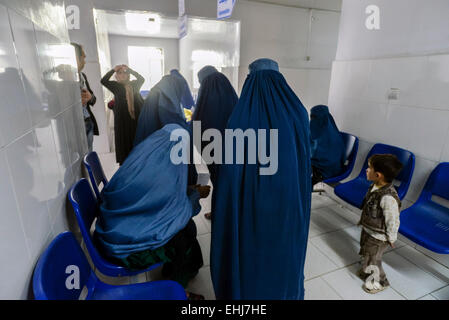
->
xmin=71 ymin=42 xmax=82 ymax=59
xmin=368 ymin=154 xmax=403 ymax=183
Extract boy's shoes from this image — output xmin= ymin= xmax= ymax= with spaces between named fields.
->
xmin=362 ymin=281 xmax=389 ymax=294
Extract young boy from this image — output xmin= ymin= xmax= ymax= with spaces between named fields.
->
xmin=357 ymin=154 xmax=403 ymax=294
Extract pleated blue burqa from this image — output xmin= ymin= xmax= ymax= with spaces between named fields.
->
xmin=192 ymin=66 xmax=238 ymax=185
xmin=134 ymin=74 xmax=189 ymax=146
xmin=170 ymin=69 xmax=195 ymax=110
xmin=94 ymin=124 xmax=200 ymax=259
xmin=310 ymin=104 xmax=346 ymax=179
xmin=210 ymin=58 xmax=312 ymax=300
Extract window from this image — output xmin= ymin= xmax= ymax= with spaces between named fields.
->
xmin=127 ymin=46 xmax=164 ymax=91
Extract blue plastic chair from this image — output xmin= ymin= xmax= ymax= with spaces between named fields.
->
xmin=33 ymin=232 xmax=187 ymax=300
xmin=399 ymin=163 xmax=449 ymax=254
xmin=334 ymin=143 xmax=415 ymax=208
xmin=68 ymin=178 xmax=162 ymax=277
xmin=83 ymin=152 xmax=108 ymax=200
xmin=322 ymin=132 xmax=359 ymax=185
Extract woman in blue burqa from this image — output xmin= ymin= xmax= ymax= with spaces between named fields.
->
xmin=170 ymin=69 xmax=195 ymax=110
xmin=133 ymin=71 xmax=198 ymax=184
xmin=192 ymin=66 xmax=238 ymax=220
xmin=210 ymin=58 xmax=312 ymax=300
xmin=94 ymin=124 xmax=210 ymax=300
xmin=310 ymin=104 xmax=346 ymax=186
xmin=133 ymin=72 xmax=190 ymax=146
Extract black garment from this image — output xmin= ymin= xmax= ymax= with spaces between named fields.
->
xmin=101 ymin=69 xmax=145 ymax=164
xmin=312 ymin=165 xmax=325 ymax=186
xmin=81 ymin=72 xmax=99 ymax=136
xmin=120 ymin=219 xmax=203 ymax=288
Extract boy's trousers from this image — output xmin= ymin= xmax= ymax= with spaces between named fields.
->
xmin=358 ymin=229 xmax=390 ymax=287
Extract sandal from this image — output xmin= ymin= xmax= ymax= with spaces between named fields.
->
xmin=204 ymin=212 xmax=212 ymax=220
xmin=186 ymin=291 xmax=205 ymax=300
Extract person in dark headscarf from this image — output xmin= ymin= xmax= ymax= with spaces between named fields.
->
xmin=192 ymin=66 xmax=238 ymax=220
xmin=170 ymin=69 xmax=195 ymax=110
xmin=101 ymin=65 xmax=145 ymax=165
xmin=133 ymin=73 xmax=189 ymax=146
xmin=310 ymin=104 xmax=346 ymax=185
xmin=210 ymin=58 xmax=312 ymax=300
xmin=94 ymin=124 xmax=210 ymax=300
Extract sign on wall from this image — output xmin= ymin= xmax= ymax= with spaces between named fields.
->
xmin=179 ymin=0 xmax=185 ymax=17
xmin=217 ymin=0 xmax=236 ymax=20
xmin=178 ymin=14 xmax=188 ymax=39
xmin=179 ymin=0 xmax=187 ymax=38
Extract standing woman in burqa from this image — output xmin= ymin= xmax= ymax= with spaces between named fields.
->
xmin=310 ymin=104 xmax=346 ymax=186
xmin=210 ymin=58 xmax=312 ymax=300
xmin=133 ymin=72 xmax=190 ymax=146
xmin=170 ymin=69 xmax=195 ymax=110
xmin=101 ymin=65 xmax=145 ymax=165
xmin=192 ymin=66 xmax=238 ymax=220
xmin=134 ymin=71 xmax=197 ymax=185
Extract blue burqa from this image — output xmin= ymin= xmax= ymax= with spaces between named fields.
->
xmin=310 ymin=104 xmax=346 ymax=179
xmin=134 ymin=74 xmax=189 ymax=146
xmin=170 ymin=69 xmax=195 ymax=110
xmin=192 ymin=66 xmax=238 ymax=185
xmin=94 ymin=124 xmax=200 ymax=259
xmin=210 ymin=58 xmax=312 ymax=300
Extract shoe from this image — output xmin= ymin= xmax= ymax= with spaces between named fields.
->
xmin=362 ymin=281 xmax=388 ymax=294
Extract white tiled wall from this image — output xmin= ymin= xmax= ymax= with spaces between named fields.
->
xmin=0 ymin=0 xmax=85 ymax=299
xmin=329 ymin=54 xmax=449 ymax=205
xmin=329 ymin=0 xmax=449 ymax=205
xmin=233 ymin=0 xmax=340 ymax=108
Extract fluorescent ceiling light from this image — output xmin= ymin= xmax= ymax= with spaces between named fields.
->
xmin=125 ymin=12 xmax=161 ymax=34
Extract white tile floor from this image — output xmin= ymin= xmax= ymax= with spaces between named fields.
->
xmin=96 ymin=153 xmax=449 ymax=300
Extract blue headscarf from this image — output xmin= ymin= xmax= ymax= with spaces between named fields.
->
xmin=192 ymin=65 xmax=238 ymax=185
xmin=134 ymin=74 xmax=189 ymax=146
xmin=170 ymin=69 xmax=195 ymax=109
xmin=310 ymin=104 xmax=346 ymax=178
xmin=94 ymin=124 xmax=201 ymax=259
xmin=210 ymin=58 xmax=312 ymax=300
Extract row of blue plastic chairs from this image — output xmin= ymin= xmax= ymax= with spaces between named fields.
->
xmin=319 ymin=133 xmax=449 ymax=255
xmin=82 ymin=135 xmax=449 ymax=254
xmin=33 ymin=133 xmax=449 ymax=299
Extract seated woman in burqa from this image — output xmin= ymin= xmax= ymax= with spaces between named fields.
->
xmin=210 ymin=58 xmax=312 ymax=300
xmin=310 ymin=104 xmax=346 ymax=186
xmin=94 ymin=124 xmax=210 ymax=300
xmin=192 ymin=66 xmax=238 ymax=220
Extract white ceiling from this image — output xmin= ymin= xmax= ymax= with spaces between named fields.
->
xmin=246 ymin=0 xmax=342 ymax=11
xmin=104 ymin=11 xmax=179 ymax=38
xmin=102 ymin=0 xmax=342 ymax=38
